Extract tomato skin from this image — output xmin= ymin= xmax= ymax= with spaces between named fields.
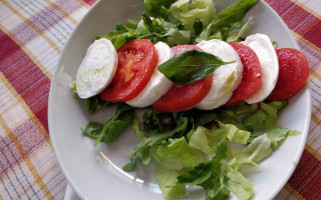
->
xmin=267 ymin=48 xmax=309 ymax=101
xmin=223 ymin=42 xmax=262 ymax=107
xmin=153 ymin=45 xmax=212 ymax=113
xmin=100 ymin=39 xmax=158 ymax=102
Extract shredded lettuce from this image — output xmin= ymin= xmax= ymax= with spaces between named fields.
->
xmin=155 ymin=137 xmax=198 ymax=170
xmin=155 ymin=165 xmax=186 ymax=199
xmin=170 ymin=0 xmax=215 ymax=34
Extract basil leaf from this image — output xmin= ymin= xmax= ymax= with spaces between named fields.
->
xmin=158 ymin=50 xmax=234 ymax=85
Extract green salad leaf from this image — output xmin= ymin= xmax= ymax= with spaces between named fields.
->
xmin=197 ymin=0 xmax=258 ymax=42
xmin=155 ymin=165 xmax=185 ymax=199
xmin=158 ymin=50 xmax=234 ymax=85
xmin=144 ymin=0 xmax=177 ymax=20
xmin=82 ymin=103 xmax=134 ymax=146
xmin=155 ymin=137 xmax=198 ymax=170
xmin=170 ymin=0 xmax=215 ymax=34
xmin=123 ymin=114 xmax=188 ymax=171
xmin=85 ymin=95 xmax=111 ymax=114
xmin=221 ymin=160 xmax=253 ymax=200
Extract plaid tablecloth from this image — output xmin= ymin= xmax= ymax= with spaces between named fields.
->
xmin=0 ymin=0 xmax=320 ymax=199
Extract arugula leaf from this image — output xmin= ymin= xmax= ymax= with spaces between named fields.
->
xmin=85 ymin=95 xmax=110 ymax=114
xmin=82 ymin=103 xmax=134 ymax=146
xmin=144 ymin=0 xmax=177 ymax=20
xmin=197 ymin=0 xmax=258 ymax=42
xmin=158 ymin=50 xmax=234 ymax=85
xmin=96 ymin=22 xmax=140 ymax=49
xmin=177 ymin=160 xmax=212 ymax=186
xmin=123 ymin=115 xmax=188 ymax=171
xmin=155 ymin=165 xmax=185 ymax=199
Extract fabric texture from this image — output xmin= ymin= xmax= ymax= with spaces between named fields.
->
xmin=0 ymin=0 xmax=320 ymax=199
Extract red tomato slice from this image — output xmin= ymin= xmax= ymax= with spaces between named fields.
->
xmin=267 ymin=48 xmax=309 ymax=101
xmin=153 ymin=45 xmax=213 ymax=112
xmin=223 ymin=42 xmax=262 ymax=107
xmin=100 ymin=39 xmax=158 ymax=102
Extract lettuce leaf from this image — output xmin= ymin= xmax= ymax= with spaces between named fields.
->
xmin=229 ymin=134 xmax=272 ymax=168
xmin=155 ymin=137 xmax=198 ymax=170
xmin=171 ymin=0 xmax=215 ymax=34
xmin=155 ymin=165 xmax=185 ymax=199
xmin=123 ymin=115 xmax=188 ymax=171
xmin=197 ymin=0 xmax=258 ymax=42
xmin=221 ymin=160 xmax=253 ymax=200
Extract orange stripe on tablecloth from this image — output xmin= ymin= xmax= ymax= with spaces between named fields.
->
xmin=305 ymin=144 xmax=321 ymax=161
xmin=311 ymin=70 xmax=321 ymax=84
xmin=284 ymin=184 xmax=305 ymax=200
xmin=311 ymin=112 xmax=320 ymax=125
xmin=1 ymin=0 xmax=61 ymax=54
xmin=15 ymin=147 xmax=60 ymax=199
xmin=76 ymin=0 xmax=90 ymax=9
xmin=43 ymin=0 xmax=77 ymax=25
xmin=290 ymin=0 xmax=321 ymax=20
xmin=0 ymin=114 xmax=54 ymax=200
xmin=292 ymin=31 xmax=321 ymax=55
xmin=0 ymin=24 xmax=52 ymax=80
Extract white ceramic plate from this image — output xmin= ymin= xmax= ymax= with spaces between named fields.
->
xmin=49 ymin=0 xmax=311 ymax=199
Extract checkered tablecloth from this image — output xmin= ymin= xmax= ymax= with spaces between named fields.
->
xmin=0 ymin=0 xmax=320 ymax=199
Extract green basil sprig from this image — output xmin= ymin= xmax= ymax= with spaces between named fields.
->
xmin=158 ymin=50 xmax=235 ymax=85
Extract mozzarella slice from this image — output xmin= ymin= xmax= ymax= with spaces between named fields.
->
xmin=76 ymin=38 xmax=118 ymax=99
xmin=126 ymin=42 xmax=174 ymax=107
xmin=196 ymin=39 xmax=243 ymax=110
xmin=242 ymin=34 xmax=279 ymax=104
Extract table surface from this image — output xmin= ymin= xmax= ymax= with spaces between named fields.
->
xmin=1 ymin=0 xmax=321 ymax=199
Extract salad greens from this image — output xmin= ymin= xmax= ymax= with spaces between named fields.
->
xmin=78 ymin=0 xmax=301 ymax=200
xmin=96 ymin=0 xmax=258 ymax=49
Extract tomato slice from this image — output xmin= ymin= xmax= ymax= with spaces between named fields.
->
xmin=223 ymin=42 xmax=262 ymax=107
xmin=100 ymin=39 xmax=158 ymax=102
xmin=267 ymin=48 xmax=309 ymax=101
xmin=153 ymin=45 xmax=213 ymax=112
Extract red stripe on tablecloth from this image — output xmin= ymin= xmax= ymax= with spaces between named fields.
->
xmin=0 ymin=30 xmax=50 ymax=132
xmin=288 ymin=150 xmax=321 ymax=199
xmin=265 ymin=0 xmax=321 ymax=49
xmin=82 ymin=0 xmax=96 ymax=6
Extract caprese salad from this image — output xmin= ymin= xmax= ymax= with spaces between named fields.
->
xmin=72 ymin=0 xmax=310 ymax=200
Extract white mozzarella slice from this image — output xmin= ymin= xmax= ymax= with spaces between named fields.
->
xmin=196 ymin=39 xmax=243 ymax=110
xmin=126 ymin=42 xmax=174 ymax=107
xmin=76 ymin=38 xmax=118 ymax=99
xmin=242 ymin=33 xmax=279 ymax=104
